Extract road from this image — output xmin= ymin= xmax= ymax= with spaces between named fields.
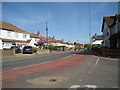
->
xmin=2 ymin=51 xmax=76 ymax=71
xmin=2 ymin=51 xmax=119 ymax=89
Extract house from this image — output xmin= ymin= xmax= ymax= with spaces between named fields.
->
xmin=28 ymin=31 xmax=41 ymax=47
xmin=74 ymin=43 xmax=84 ymax=49
xmin=92 ymin=34 xmax=103 ymax=47
xmin=48 ymin=36 xmax=65 ymax=46
xmin=0 ymin=21 xmax=31 ymax=49
xmin=0 ymin=21 xmax=41 ymax=49
xmin=64 ymin=41 xmax=75 ymax=50
xmin=48 ymin=36 xmax=74 ymax=48
xmin=101 ymin=14 xmax=120 ymax=49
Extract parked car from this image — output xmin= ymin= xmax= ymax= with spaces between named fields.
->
xmin=10 ymin=46 xmax=21 ymax=53
xmin=23 ymin=46 xmax=34 ymax=54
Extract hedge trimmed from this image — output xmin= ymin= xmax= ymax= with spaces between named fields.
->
xmin=43 ymin=46 xmax=66 ymax=51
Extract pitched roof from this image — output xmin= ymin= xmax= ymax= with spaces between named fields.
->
xmin=104 ymin=16 xmax=116 ymax=27
xmin=0 ymin=21 xmax=29 ymax=34
xmin=101 ymin=14 xmax=120 ymax=32
xmin=29 ymin=33 xmax=39 ymax=38
xmin=1 ymin=38 xmax=31 ymax=43
xmin=48 ymin=37 xmax=66 ymax=44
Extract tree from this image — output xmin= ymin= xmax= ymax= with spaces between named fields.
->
xmin=37 ymin=37 xmax=52 ymax=47
xmin=37 ymin=37 xmax=47 ymax=46
xmin=74 ymin=42 xmax=77 ymax=45
xmin=84 ymin=44 xmax=92 ymax=48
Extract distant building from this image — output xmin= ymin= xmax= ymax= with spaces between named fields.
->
xmin=74 ymin=43 xmax=84 ymax=49
xmin=92 ymin=34 xmax=103 ymax=47
xmin=48 ymin=36 xmax=75 ymax=49
xmin=101 ymin=14 xmax=120 ymax=49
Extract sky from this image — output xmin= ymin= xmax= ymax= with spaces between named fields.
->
xmin=2 ymin=2 xmax=118 ymax=44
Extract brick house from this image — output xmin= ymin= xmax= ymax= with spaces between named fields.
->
xmin=74 ymin=43 xmax=84 ymax=49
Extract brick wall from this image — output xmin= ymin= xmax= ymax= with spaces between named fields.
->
xmin=2 ymin=49 xmax=15 ymax=56
xmin=37 ymin=49 xmax=50 ymax=54
xmin=101 ymin=48 xmax=120 ymax=57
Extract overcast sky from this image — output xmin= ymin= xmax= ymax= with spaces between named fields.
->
xmin=2 ymin=2 xmax=118 ymax=43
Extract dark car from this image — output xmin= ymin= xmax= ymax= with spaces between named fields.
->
xmin=10 ymin=46 xmax=21 ymax=53
xmin=23 ymin=46 xmax=34 ymax=54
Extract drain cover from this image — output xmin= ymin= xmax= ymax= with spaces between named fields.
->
xmin=49 ymin=79 xmax=57 ymax=82
xmin=26 ymin=76 xmax=68 ymax=86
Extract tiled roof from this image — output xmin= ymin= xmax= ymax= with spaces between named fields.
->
xmin=104 ymin=16 xmax=116 ymax=27
xmin=29 ymin=33 xmax=40 ymax=38
xmin=50 ymin=38 xmax=65 ymax=44
xmin=1 ymin=38 xmax=31 ymax=43
xmin=102 ymin=14 xmax=120 ymax=32
xmin=49 ymin=37 xmax=73 ymax=45
xmin=0 ymin=21 xmax=29 ymax=34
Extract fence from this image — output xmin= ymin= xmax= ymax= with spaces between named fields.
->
xmin=101 ymin=48 xmax=120 ymax=57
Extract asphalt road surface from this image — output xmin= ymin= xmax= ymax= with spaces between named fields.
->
xmin=2 ymin=51 xmax=119 ymax=89
xmin=2 ymin=51 xmax=77 ymax=71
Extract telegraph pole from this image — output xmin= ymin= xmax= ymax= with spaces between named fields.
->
xmin=89 ymin=1 xmax=92 ymax=45
xmin=46 ymin=21 xmax=48 ymax=46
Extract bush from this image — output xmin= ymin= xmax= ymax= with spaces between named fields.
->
xmin=33 ymin=47 xmax=39 ymax=52
xmin=43 ymin=46 xmax=66 ymax=51
xmin=74 ymin=48 xmax=83 ymax=50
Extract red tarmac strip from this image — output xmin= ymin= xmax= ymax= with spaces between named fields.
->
xmin=2 ymin=54 xmax=98 ymax=88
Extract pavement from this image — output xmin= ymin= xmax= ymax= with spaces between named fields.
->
xmin=1 ymin=50 xmax=119 ymax=89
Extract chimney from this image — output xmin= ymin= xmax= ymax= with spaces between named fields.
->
xmin=52 ymin=36 xmax=55 ymax=39
xmin=62 ymin=39 xmax=64 ymax=42
xmin=37 ymin=31 xmax=40 ymax=37
xmin=37 ymin=31 xmax=40 ymax=35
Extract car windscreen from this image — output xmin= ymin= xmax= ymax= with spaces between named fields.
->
xmin=24 ymin=47 xmax=32 ymax=49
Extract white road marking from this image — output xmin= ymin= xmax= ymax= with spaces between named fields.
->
xmin=95 ymin=57 xmax=99 ymax=66
xmin=85 ymin=85 xmax=97 ymax=88
xmin=87 ymin=57 xmax=99 ymax=74
xmin=79 ymin=79 xmax=82 ymax=82
xmin=69 ymin=85 xmax=80 ymax=88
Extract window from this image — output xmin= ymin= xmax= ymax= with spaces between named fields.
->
xmin=7 ymin=31 xmax=11 ymax=37
xmin=15 ymin=32 xmax=18 ymax=38
xmin=23 ymin=34 xmax=27 ymax=39
xmin=35 ymin=38 xmax=38 ymax=42
xmin=5 ymin=43 xmax=9 ymax=47
xmin=2 ymin=42 xmax=11 ymax=49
